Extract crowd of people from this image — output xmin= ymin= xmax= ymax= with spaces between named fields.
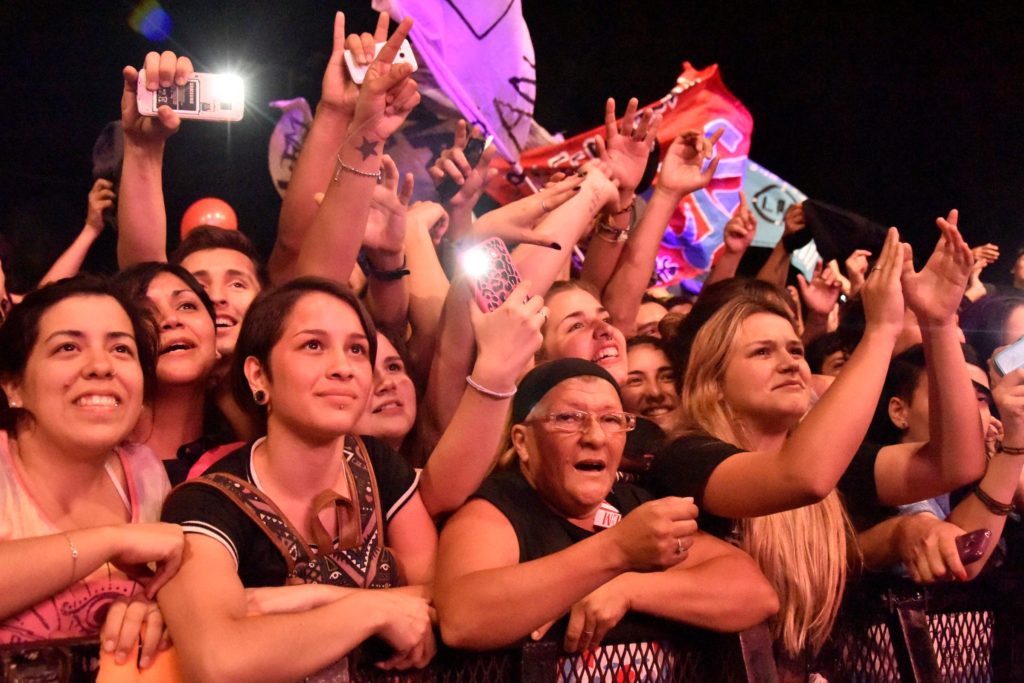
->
xmin=2 ymin=10 xmax=1023 ymax=682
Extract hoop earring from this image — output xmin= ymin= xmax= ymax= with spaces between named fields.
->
xmin=253 ymin=390 xmax=268 ymax=405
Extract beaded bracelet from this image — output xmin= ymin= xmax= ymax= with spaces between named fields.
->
xmin=466 ymin=375 xmax=517 ymax=399
xmin=333 ymin=155 xmax=382 ymax=184
xmin=972 ymin=483 xmax=1014 ymax=516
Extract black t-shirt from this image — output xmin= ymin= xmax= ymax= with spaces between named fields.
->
xmin=161 ymin=437 xmax=418 ymax=587
xmin=647 ymin=434 xmax=893 ymax=538
xmin=473 ymin=468 xmax=682 ymax=644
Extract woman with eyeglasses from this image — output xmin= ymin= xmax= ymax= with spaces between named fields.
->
xmin=435 ymin=358 xmax=778 ymax=657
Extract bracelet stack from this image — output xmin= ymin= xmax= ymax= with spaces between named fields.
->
xmin=997 ymin=441 xmax=1024 ymax=455
xmin=972 ymin=483 xmax=1014 ymax=516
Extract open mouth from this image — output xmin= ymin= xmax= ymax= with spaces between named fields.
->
xmin=574 ymin=460 xmax=607 ymax=472
xmin=160 ymin=340 xmax=196 ymax=355
xmin=215 ymin=315 xmax=237 ymax=330
xmin=372 ymin=400 xmax=403 ymax=414
xmin=643 ymin=406 xmax=671 ymax=417
xmin=592 ymin=347 xmax=620 ymax=364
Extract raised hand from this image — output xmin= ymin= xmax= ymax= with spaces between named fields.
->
xmin=723 ymin=196 xmax=756 ymax=255
xmin=406 ymin=201 xmax=450 ymax=246
xmin=783 ymin=202 xmax=806 ymax=236
xmin=655 ymin=129 xmax=722 ymax=198
xmin=845 ymin=248 xmax=872 ymax=293
xmin=469 ymin=280 xmax=546 ymax=386
xmin=428 ymin=120 xmax=499 ymax=211
xmin=607 ymin=497 xmax=698 ymax=572
xmin=971 ymin=242 xmax=1000 ymax=267
xmin=469 ymin=174 xmax=583 ymax=248
xmin=121 ymin=52 xmax=193 ymax=146
xmin=901 ymin=209 xmax=973 ymax=326
xmin=363 ymin=155 xmax=414 ymax=254
xmin=319 ymin=12 xmax=388 ymax=117
xmin=349 ymin=17 xmax=420 ymax=145
xmin=797 ymin=260 xmax=842 ymax=318
xmin=860 ymin=227 xmax=906 ymax=341
xmin=594 ymin=97 xmax=659 ymax=199
xmin=85 ymin=179 xmax=115 ymax=231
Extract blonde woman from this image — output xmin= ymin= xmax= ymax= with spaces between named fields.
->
xmin=650 ymin=219 xmax=985 ymax=669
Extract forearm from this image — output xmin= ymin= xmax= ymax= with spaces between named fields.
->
xmin=604 ymin=188 xmax=680 ymax=333
xmin=37 ymin=225 xmax=102 ymax=287
xmin=270 ymin=105 xmax=353 ymax=284
xmin=362 ymin=251 xmax=410 ymax=333
xmin=801 ymin=311 xmax=830 ymax=346
xmin=618 ymin=539 xmax=778 ymax=632
xmin=117 ymin=143 xmax=168 ymax=267
xmin=446 ymin=205 xmax=475 ymax=243
xmin=949 ymin=452 xmax=1024 ymax=579
xmin=920 ymin=322 xmax=986 ymax=485
xmin=404 ymin=225 xmax=449 ymax=383
xmin=0 ymin=527 xmax=119 ymax=620
xmin=295 ymin=136 xmax=381 ymax=281
xmin=705 ymin=250 xmax=743 ymax=286
xmin=857 ymin=515 xmax=913 ymax=571
xmin=437 ymin=535 xmax=625 ymax=650
xmin=756 ymin=242 xmax=790 ymax=288
xmin=419 ymin=362 xmax=515 ymax=518
xmin=580 ymin=215 xmax=626 ymax=294
xmin=421 ymin=284 xmax=476 ymax=444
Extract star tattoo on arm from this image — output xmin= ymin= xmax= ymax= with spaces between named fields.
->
xmin=356 ymin=137 xmax=380 ymax=161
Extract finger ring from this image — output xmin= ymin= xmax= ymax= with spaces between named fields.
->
xmin=870 ymin=267 xmax=882 ymax=273
xmin=582 ymin=629 xmax=594 ymax=635
xmin=540 ymin=199 xmax=550 ymax=212
xmin=676 ymin=538 xmax=684 ymax=555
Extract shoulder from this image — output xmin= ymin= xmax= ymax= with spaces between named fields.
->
xmin=648 ymin=433 xmax=743 ymax=499
xmin=117 ymin=442 xmax=171 ymax=521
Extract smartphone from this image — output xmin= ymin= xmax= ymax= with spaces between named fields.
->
xmin=137 ymin=70 xmax=244 ymax=122
xmin=994 ymin=336 xmax=1024 ymax=376
xmin=955 ymin=528 xmax=991 ymax=565
xmin=343 ymin=39 xmax=418 ymax=85
xmin=436 ymin=135 xmax=493 ymax=203
xmin=462 ymin=237 xmax=521 ymax=312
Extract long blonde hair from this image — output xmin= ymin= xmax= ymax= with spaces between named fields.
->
xmin=680 ymin=296 xmax=852 ymax=658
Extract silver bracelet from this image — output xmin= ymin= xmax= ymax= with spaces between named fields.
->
xmin=466 ymin=375 xmax=517 ymax=399
xmin=62 ymin=531 xmax=79 ymax=584
xmin=333 ymin=155 xmax=382 ymax=183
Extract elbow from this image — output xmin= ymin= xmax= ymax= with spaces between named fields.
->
xmin=786 ymin=470 xmax=835 ymax=507
xmin=438 ymin=610 xmax=489 ymax=651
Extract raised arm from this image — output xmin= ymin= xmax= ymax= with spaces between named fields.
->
xmin=757 ymin=203 xmax=806 ymax=288
xmin=117 ymin=51 xmax=191 ymax=267
xmin=435 ymin=496 xmax=698 ymax=650
xmin=873 ymin=211 xmax=985 ymax=503
xmin=295 ymin=18 xmax=419 ymax=282
xmin=603 ymin=130 xmax=721 ymax=334
xmin=700 ymin=228 xmax=906 ymax=518
xmin=37 ymin=179 xmax=113 ymax=287
xmin=704 ymin=195 xmax=756 ymax=286
xmin=360 ymin=156 xmax=413 ymax=332
xmin=417 ymin=282 xmax=545 ymax=517
xmin=402 ymin=201 xmax=451 ymax=384
xmin=426 ymin=120 xmax=498 ymax=242
xmin=796 ymin=260 xmax=842 ymax=345
xmin=269 ymin=12 xmax=381 ymax=284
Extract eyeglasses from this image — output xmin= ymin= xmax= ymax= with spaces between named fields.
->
xmin=528 ymin=410 xmax=637 ymax=434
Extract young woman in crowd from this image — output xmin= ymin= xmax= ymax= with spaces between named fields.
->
xmin=0 ymin=277 xmax=183 ymax=668
xmin=650 ymin=220 xmax=986 ymax=665
xmin=435 ymin=359 xmax=778 ymax=656
xmin=158 ymin=278 xmax=436 ymax=681
xmin=114 ymin=263 xmax=220 ymax=484
xmin=621 ymin=335 xmax=679 ymax=431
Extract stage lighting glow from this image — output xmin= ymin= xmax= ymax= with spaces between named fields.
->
xmin=129 ymin=0 xmax=172 ymax=42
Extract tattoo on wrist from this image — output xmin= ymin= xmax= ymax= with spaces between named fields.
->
xmin=356 ymin=137 xmax=380 ymax=161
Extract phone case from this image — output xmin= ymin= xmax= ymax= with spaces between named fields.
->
xmin=343 ymin=39 xmax=418 ymax=85
xmin=467 ymin=238 xmax=521 ymax=313
xmin=994 ymin=337 xmax=1024 ymax=375
xmin=136 ymin=70 xmax=244 ymax=122
xmin=955 ymin=528 xmax=991 ymax=565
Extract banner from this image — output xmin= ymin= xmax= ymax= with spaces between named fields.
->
xmin=744 ymin=159 xmax=819 ymax=280
xmin=485 ymin=62 xmax=752 ymax=291
xmin=267 ymin=97 xmax=313 ymax=198
xmin=372 ymin=0 xmax=536 ymax=162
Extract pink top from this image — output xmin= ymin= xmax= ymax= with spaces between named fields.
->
xmin=0 ymin=431 xmax=169 ymax=644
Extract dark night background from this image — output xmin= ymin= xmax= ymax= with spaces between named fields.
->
xmin=1 ymin=1 xmax=1021 ymax=291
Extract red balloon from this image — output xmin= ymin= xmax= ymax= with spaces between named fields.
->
xmin=180 ymin=198 xmax=238 ymax=238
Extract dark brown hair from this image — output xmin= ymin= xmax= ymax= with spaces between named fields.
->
xmin=231 ymin=277 xmax=377 ymax=424
xmin=170 ymin=227 xmax=268 ymax=288
xmin=0 ymin=275 xmax=158 ymax=431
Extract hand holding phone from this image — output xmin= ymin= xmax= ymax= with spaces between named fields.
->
xmin=436 ymin=135 xmax=493 ymax=203
xmin=137 ymin=70 xmax=244 ymax=122
xmin=462 ymin=237 xmax=521 ymax=312
xmin=955 ymin=528 xmax=992 ymax=566
xmin=994 ymin=336 xmax=1024 ymax=376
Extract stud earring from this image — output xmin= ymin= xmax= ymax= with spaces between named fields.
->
xmin=253 ymin=390 xmax=268 ymax=405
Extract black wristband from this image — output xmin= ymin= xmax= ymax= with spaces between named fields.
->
xmin=781 ymin=229 xmax=813 ymax=252
xmin=972 ymin=483 xmax=1014 ymax=516
xmin=358 ymin=250 xmax=410 ymax=281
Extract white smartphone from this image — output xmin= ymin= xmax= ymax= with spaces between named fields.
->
xmin=343 ymin=39 xmax=418 ymax=85
xmin=994 ymin=336 xmax=1024 ymax=376
xmin=137 ymin=70 xmax=245 ymax=122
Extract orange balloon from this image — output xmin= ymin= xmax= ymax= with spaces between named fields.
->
xmin=179 ymin=197 xmax=238 ymax=238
